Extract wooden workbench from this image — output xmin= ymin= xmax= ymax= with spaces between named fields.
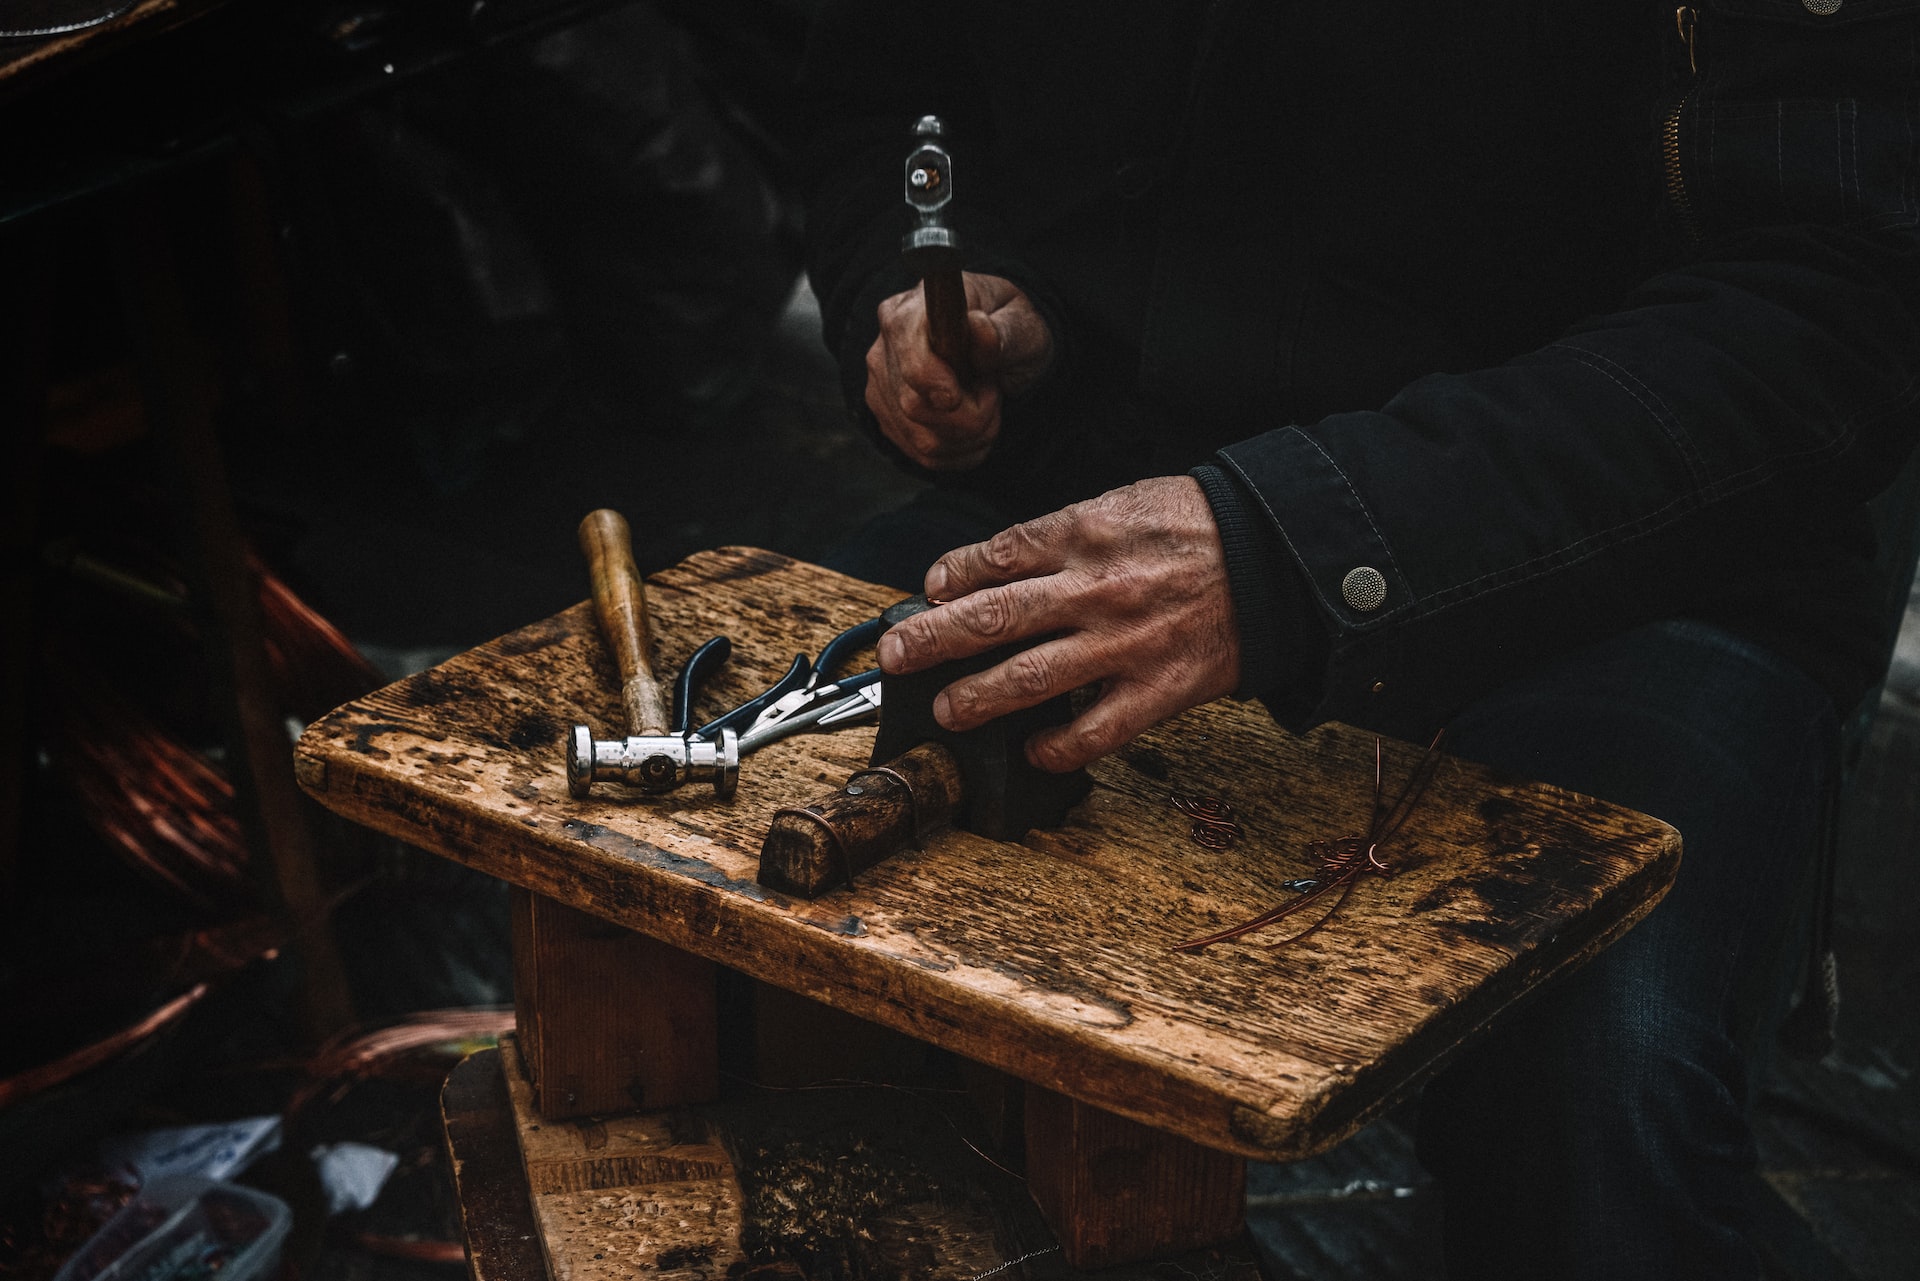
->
xmin=299 ymin=546 xmax=1681 ymax=1269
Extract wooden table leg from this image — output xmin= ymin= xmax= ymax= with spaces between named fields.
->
xmin=510 ymin=887 xmax=718 ymax=1119
xmin=1023 ymin=1083 xmax=1246 ymax=1270
xmin=442 ymin=1049 xmax=551 ymax=1281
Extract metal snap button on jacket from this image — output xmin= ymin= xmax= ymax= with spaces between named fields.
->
xmin=1341 ymin=566 xmax=1388 ymax=611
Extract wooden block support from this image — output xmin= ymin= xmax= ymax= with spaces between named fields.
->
xmin=500 ymin=1037 xmax=747 ymax=1281
xmin=1024 ymin=1083 xmax=1246 ymax=1270
xmin=956 ymin=1060 xmax=1025 ymax=1168
xmin=511 ymin=887 xmax=717 ymax=1119
xmin=441 ymin=1049 xmax=551 ymax=1281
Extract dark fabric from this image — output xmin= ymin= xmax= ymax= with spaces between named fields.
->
xmin=800 ymin=0 xmax=1920 ymax=735
xmin=819 ymin=487 xmax=1008 ymax=593
xmin=1190 ymin=463 xmax=1326 ymax=710
xmin=287 ymin=1 xmax=804 ymax=492
xmin=1419 ymin=619 xmax=1840 ymax=1279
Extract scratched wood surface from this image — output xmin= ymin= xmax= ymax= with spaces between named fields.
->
xmin=297 ymin=547 xmax=1681 ymax=1162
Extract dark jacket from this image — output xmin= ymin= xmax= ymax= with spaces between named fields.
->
xmin=800 ymin=0 xmax=1920 ymax=737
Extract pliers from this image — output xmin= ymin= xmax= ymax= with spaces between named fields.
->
xmin=692 ymin=616 xmax=885 ymax=756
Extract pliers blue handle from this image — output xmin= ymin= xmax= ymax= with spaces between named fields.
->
xmin=671 ymin=635 xmax=735 ymax=736
xmin=694 ymin=615 xmax=885 ymax=749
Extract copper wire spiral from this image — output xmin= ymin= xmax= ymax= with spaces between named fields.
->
xmin=1171 ymin=730 xmax=1448 ymax=953
xmin=1170 ymin=792 xmax=1243 ymax=849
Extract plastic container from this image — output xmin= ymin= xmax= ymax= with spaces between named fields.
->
xmin=52 ymin=1175 xmax=292 ymax=1281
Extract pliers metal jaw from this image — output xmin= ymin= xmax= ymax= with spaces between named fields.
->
xmin=583 ymin=616 xmax=885 ymax=802
xmin=736 ymin=674 xmax=883 ymax=755
xmin=696 ymin=617 xmax=886 ymax=758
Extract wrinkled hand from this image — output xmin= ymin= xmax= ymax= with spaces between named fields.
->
xmin=875 ymin=476 xmax=1241 ymax=772
xmin=865 ymin=272 xmax=1053 ymax=471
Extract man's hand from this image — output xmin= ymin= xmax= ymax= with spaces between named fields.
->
xmin=875 ymin=476 xmax=1242 ymax=772
xmin=865 ymin=272 xmax=1052 ymax=471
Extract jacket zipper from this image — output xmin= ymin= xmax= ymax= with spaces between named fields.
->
xmin=1664 ymin=6 xmax=1702 ymax=248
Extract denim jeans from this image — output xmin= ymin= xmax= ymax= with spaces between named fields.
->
xmin=826 ymin=504 xmax=1838 ymax=1278
xmin=1418 ymin=619 xmax=1838 ymax=1280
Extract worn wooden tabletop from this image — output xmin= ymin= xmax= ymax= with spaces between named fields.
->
xmin=298 ymin=547 xmax=1680 ymax=1162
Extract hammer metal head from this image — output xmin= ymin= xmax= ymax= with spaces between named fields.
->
xmin=868 ymin=596 xmax=1090 ymax=841
xmin=567 ymin=725 xmax=739 ymax=800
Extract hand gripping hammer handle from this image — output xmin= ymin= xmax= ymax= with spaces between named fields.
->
xmin=567 ymin=509 xmax=737 ymax=799
xmin=903 ymin=115 xmax=973 ymax=384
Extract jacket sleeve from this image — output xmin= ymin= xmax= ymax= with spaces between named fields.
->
xmin=1208 ymin=0 xmax=1920 ymax=736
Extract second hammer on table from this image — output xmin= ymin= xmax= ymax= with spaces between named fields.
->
xmin=566 ymin=509 xmax=739 ymax=799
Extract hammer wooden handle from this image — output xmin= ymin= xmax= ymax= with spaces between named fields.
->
xmin=922 ymin=266 xmax=973 ymax=384
xmin=579 ymin=508 xmax=670 ymax=737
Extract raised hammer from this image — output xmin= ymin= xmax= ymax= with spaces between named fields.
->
xmin=566 ymin=509 xmax=738 ymax=799
xmin=902 ymin=115 xmax=973 ymax=383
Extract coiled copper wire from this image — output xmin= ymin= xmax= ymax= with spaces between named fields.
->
xmin=1173 ymin=730 xmax=1448 ymax=953
xmin=1170 ymin=792 xmax=1244 ymax=849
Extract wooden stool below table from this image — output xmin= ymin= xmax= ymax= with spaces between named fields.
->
xmin=441 ymin=1034 xmax=1277 ymax=1281
xmin=306 ymin=548 xmax=1681 ymax=1272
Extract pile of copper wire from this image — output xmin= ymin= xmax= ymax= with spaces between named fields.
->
xmin=42 ymin=549 xmax=382 ymax=913
xmin=8 ymin=542 xmax=385 ymax=1109
xmin=290 ymin=1007 xmax=517 ymax=1119
xmin=46 ymin=659 xmax=253 ymax=913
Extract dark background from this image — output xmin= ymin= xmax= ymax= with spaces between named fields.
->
xmin=1 ymin=3 xmax=1915 ymax=1279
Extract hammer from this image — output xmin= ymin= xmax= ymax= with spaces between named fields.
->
xmin=756 ymin=595 xmax=1089 ymax=897
xmin=565 ymin=509 xmax=738 ymax=800
xmin=902 ymin=115 xmax=973 ymax=383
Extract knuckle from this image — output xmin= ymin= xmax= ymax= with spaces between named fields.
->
xmin=1071 ymin=710 xmax=1133 ymax=763
xmin=1004 ymin=648 xmax=1056 ymax=700
xmin=1026 ymin=733 xmax=1072 ymax=773
xmin=1076 ymin=503 xmax=1127 ymax=545
xmin=970 ymin=589 xmax=1016 ymax=640
xmin=1081 ymin=718 xmax=1133 ymax=760
xmin=983 ymin=523 xmax=1041 ymax=575
xmin=941 ymin=679 xmax=984 ymax=724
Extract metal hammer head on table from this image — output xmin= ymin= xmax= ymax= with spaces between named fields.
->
xmin=565 ymin=509 xmax=738 ymax=799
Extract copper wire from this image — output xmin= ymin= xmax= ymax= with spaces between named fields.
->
xmin=847 ymin=765 xmax=925 ymax=847
xmin=1190 ymin=822 xmax=1241 ymax=850
xmin=1173 ymin=730 xmax=1448 ymax=953
xmin=1170 ymin=791 xmax=1244 ymax=849
xmin=286 ymin=1007 xmax=516 ymax=1120
xmin=774 ymin=804 xmax=860 ymax=892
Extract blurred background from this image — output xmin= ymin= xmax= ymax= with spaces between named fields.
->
xmin=0 ymin=3 xmax=1914 ymax=1279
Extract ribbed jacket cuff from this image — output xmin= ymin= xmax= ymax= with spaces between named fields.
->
xmin=1191 ymin=462 xmax=1327 ymax=706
